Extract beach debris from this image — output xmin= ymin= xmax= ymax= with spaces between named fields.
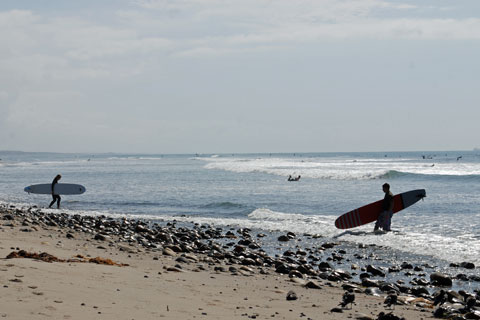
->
xmin=339 ymin=290 xmax=355 ymax=309
xmin=433 ymin=289 xmax=449 ymax=306
xmin=354 ymin=313 xmax=374 ymax=320
xmin=384 ymin=292 xmax=398 ymax=309
xmin=376 ymin=312 xmax=405 ymax=320
xmin=6 ymin=250 xmax=128 ymax=266
xmin=330 ymin=307 xmax=343 ymax=313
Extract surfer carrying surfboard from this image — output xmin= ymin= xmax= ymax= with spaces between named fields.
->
xmin=48 ymin=174 xmax=62 ymax=209
xmin=374 ymin=183 xmax=394 ymax=232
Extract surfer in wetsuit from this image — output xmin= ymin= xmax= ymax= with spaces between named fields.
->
xmin=49 ymin=174 xmax=62 ymax=209
xmin=374 ymin=183 xmax=394 ymax=232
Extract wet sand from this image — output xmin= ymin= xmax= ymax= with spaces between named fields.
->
xmin=0 ymin=204 xmax=442 ymax=319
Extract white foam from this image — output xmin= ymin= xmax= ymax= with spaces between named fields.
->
xmin=201 ymin=157 xmax=480 ymax=180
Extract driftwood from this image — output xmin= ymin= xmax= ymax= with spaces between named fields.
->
xmin=6 ymin=250 xmax=128 ymax=267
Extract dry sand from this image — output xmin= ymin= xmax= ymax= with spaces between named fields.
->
xmin=0 ymin=213 xmax=435 ymax=320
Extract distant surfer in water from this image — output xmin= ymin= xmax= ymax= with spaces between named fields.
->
xmin=49 ymin=174 xmax=62 ymax=209
xmin=374 ymin=183 xmax=394 ymax=232
xmin=288 ymin=175 xmax=301 ymax=181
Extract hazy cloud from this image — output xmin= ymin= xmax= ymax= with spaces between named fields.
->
xmin=0 ymin=1 xmax=479 ymax=152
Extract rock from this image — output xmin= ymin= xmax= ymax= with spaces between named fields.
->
xmin=94 ymin=233 xmax=110 ymax=241
xmin=163 ymin=247 xmax=176 ymax=257
xmin=286 ymin=290 xmax=298 ymax=301
xmin=460 ymin=262 xmax=476 ymax=269
xmin=278 ymin=235 xmax=290 ymax=242
xmin=290 ymin=277 xmax=306 ymax=285
xmin=430 ymin=272 xmax=453 ymax=287
xmin=400 ymin=262 xmax=413 ymax=270
xmin=379 ymin=283 xmax=400 ymax=293
xmin=364 ymin=287 xmax=382 ymax=296
xmin=214 ymin=266 xmax=226 ymax=272
xmin=362 ymin=278 xmax=380 ymax=288
xmin=166 ymin=266 xmax=183 ymax=272
xmin=321 ymin=242 xmax=336 ymax=249
xmin=3 ymin=214 xmax=14 ymax=220
xmin=305 ymin=280 xmax=322 ymax=289
xmin=388 ymin=266 xmax=401 ymax=273
xmin=411 ymin=286 xmax=429 ymax=297
xmin=464 ymin=311 xmax=480 ymax=319
xmin=377 ymin=312 xmax=405 ymax=320
xmin=330 ymin=307 xmax=343 ymax=313
xmin=469 ymin=275 xmax=480 ymax=282
xmin=333 ymin=269 xmax=352 ymax=280
xmin=288 ymin=270 xmax=303 ymax=279
xmin=318 ymin=262 xmax=333 ymax=271
xmin=366 ymin=265 xmax=385 ymax=277
xmin=275 ymin=263 xmax=291 ymax=274
xmin=354 ymin=313 xmax=374 ymax=320
xmin=175 ymin=256 xmax=189 ymax=264
xmin=183 ymin=253 xmax=199 ymax=262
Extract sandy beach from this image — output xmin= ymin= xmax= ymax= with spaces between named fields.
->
xmin=0 ymin=204 xmax=446 ymax=319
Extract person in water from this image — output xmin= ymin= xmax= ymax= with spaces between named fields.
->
xmin=49 ymin=174 xmax=62 ymax=209
xmin=374 ymin=183 xmax=394 ymax=232
xmin=287 ymin=175 xmax=301 ymax=181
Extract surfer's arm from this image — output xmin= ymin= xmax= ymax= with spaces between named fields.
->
xmin=51 ymin=180 xmax=56 ymax=195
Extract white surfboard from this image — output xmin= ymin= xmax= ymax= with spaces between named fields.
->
xmin=24 ymin=183 xmax=86 ymax=195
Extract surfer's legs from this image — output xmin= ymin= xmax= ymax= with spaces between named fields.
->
xmin=374 ymin=211 xmax=386 ymax=231
xmin=49 ymin=195 xmax=61 ymax=208
xmin=384 ymin=210 xmax=393 ymax=231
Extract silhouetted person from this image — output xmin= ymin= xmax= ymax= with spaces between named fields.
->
xmin=49 ymin=174 xmax=62 ymax=209
xmin=374 ymin=183 xmax=394 ymax=232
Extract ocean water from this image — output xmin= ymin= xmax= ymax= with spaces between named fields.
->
xmin=1 ymin=150 xmax=480 ymax=271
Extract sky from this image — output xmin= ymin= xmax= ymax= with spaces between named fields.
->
xmin=1 ymin=0 xmax=479 ymax=154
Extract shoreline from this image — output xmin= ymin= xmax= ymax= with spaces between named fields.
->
xmin=0 ymin=203 xmax=478 ymax=319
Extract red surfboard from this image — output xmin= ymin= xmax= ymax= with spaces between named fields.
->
xmin=334 ymin=189 xmax=426 ymax=229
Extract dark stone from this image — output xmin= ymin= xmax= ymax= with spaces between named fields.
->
xmin=286 ymin=290 xmax=298 ymax=301
xmin=278 ymin=235 xmax=290 ymax=242
xmin=214 ymin=266 xmax=226 ymax=272
xmin=411 ymin=286 xmax=429 ymax=297
xmin=321 ymin=242 xmax=336 ymax=249
xmin=362 ymin=278 xmax=380 ymax=288
xmin=400 ymin=262 xmax=413 ymax=270
xmin=469 ymin=275 xmax=480 ymax=282
xmin=367 ymin=265 xmax=385 ymax=277
xmin=94 ymin=233 xmax=108 ymax=241
xmin=460 ymin=262 xmax=476 ymax=269
xmin=388 ymin=266 xmax=401 ymax=273
xmin=305 ymin=280 xmax=322 ymax=289
xmin=318 ymin=262 xmax=333 ymax=271
xmin=288 ymin=270 xmax=303 ymax=279
xmin=275 ymin=263 xmax=291 ymax=275
xmin=359 ymin=272 xmax=370 ymax=279
xmin=430 ymin=272 xmax=453 ymax=287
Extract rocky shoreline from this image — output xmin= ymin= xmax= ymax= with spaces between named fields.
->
xmin=1 ymin=202 xmax=479 ymax=319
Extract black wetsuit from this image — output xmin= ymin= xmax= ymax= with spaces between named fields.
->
xmin=49 ymin=178 xmax=61 ymax=208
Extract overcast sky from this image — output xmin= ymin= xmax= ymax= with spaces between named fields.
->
xmin=1 ymin=0 xmax=479 ymax=154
